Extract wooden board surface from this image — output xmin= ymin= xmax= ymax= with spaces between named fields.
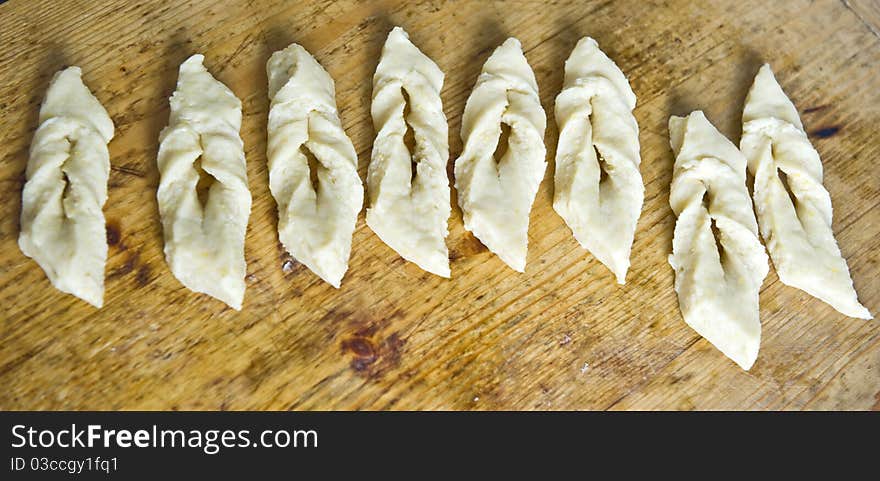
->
xmin=1 ymin=0 xmax=878 ymax=410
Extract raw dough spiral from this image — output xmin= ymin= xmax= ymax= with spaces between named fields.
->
xmin=157 ymin=54 xmax=251 ymax=310
xmin=19 ymin=67 xmax=114 ymax=307
xmin=367 ymin=27 xmax=451 ymax=277
xmin=455 ymin=38 xmax=546 ymax=272
xmin=553 ymin=37 xmax=643 ymax=284
xmin=668 ymin=111 xmax=768 ymax=370
xmin=741 ymin=64 xmax=871 ymax=319
xmin=267 ymin=44 xmax=363 ymax=287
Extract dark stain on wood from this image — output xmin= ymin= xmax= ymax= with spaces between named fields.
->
xmin=355 ymin=322 xmax=380 ymax=338
xmin=108 ymin=254 xmax=137 ymax=279
xmin=108 ymin=249 xmax=143 ymax=280
xmin=341 ymin=330 xmax=406 ymax=378
xmin=381 ymin=332 xmax=405 ymax=371
xmin=135 ymin=265 xmax=151 ymax=286
xmin=342 ymin=336 xmax=375 ymax=359
xmin=106 ymin=221 xmax=122 ymax=248
xmin=811 ymin=126 xmax=840 ymax=138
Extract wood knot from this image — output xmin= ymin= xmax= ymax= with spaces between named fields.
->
xmin=341 ymin=331 xmax=406 ymax=377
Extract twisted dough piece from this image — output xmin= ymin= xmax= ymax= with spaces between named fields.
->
xmin=553 ymin=37 xmax=643 ymax=284
xmin=267 ymin=44 xmax=363 ymax=287
xmin=157 ymin=54 xmax=252 ymax=310
xmin=367 ymin=27 xmax=451 ymax=277
xmin=741 ymin=65 xmax=871 ymax=319
xmin=455 ymin=38 xmax=546 ymax=272
xmin=19 ymin=67 xmax=114 ymax=307
xmin=668 ymin=111 xmax=768 ymax=370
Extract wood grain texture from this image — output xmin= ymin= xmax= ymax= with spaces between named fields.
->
xmin=0 ymin=0 xmax=878 ymax=410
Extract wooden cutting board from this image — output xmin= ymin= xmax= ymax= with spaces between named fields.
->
xmin=1 ymin=0 xmax=878 ymax=410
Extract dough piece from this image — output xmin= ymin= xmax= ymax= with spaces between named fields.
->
xmin=267 ymin=44 xmax=363 ymax=287
xmin=668 ymin=111 xmax=769 ymax=370
xmin=741 ymin=64 xmax=871 ymax=319
xmin=157 ymin=54 xmax=251 ymax=310
xmin=367 ymin=27 xmax=451 ymax=277
xmin=553 ymin=37 xmax=643 ymax=284
xmin=455 ymin=38 xmax=547 ymax=272
xmin=19 ymin=67 xmax=114 ymax=307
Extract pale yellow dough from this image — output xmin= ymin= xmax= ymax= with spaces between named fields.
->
xmin=741 ymin=64 xmax=871 ymax=319
xmin=553 ymin=37 xmax=643 ymax=284
xmin=157 ymin=54 xmax=252 ymax=310
xmin=19 ymin=67 xmax=114 ymax=308
xmin=455 ymin=38 xmax=546 ymax=272
xmin=668 ymin=111 xmax=768 ymax=370
xmin=267 ymin=43 xmax=363 ymax=288
xmin=367 ymin=27 xmax=451 ymax=277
